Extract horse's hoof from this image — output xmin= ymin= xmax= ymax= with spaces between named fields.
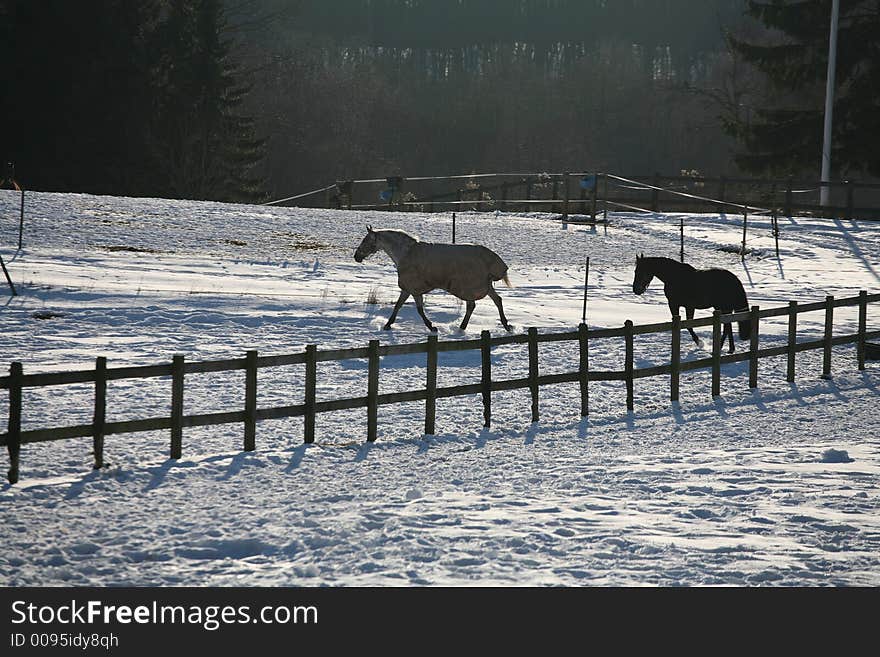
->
xmin=382 ymin=324 xmax=392 ymax=331
xmin=429 ymin=326 xmax=437 ymax=333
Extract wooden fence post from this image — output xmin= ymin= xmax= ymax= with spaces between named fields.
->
xmin=244 ymin=350 xmax=257 ymax=451
xmin=671 ymin=315 xmax=681 ymax=402
xmin=563 ymin=172 xmax=570 ymax=220
xmin=481 ymin=330 xmax=492 ymax=428
xmin=367 ymin=339 xmax=379 ymax=442
xmin=858 ymin=290 xmax=867 ymax=371
xmin=624 ymin=320 xmax=634 ymax=411
xmin=93 ymin=356 xmax=107 ymax=469
xmin=602 ymin=173 xmax=609 ymax=223
xmin=7 ymin=362 xmax=22 ymax=484
xmin=578 ymin=323 xmax=589 ymax=417
xmin=528 ymin=328 xmax=539 ymax=422
xmin=452 ymin=212 xmax=456 ymax=244
xmin=303 ymin=345 xmax=317 ymax=443
xmin=787 ymin=301 xmax=797 ymax=382
xmin=590 ymin=174 xmax=598 ymax=221
xmin=425 ymin=334 xmax=438 ymax=435
xmin=771 ymin=184 xmax=780 ymax=259
xmin=749 ymin=306 xmax=760 ymax=388
xmin=711 ymin=311 xmax=721 ymax=397
xmin=822 ymin=295 xmax=834 ymax=379
xmin=170 ymin=354 xmax=184 ymax=459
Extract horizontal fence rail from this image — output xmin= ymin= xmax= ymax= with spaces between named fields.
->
xmin=2 ymin=292 xmax=877 ymax=484
xmin=266 ymin=171 xmax=880 ymax=221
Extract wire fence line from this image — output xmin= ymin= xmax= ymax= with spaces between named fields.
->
xmin=264 ymin=171 xmax=880 ymax=221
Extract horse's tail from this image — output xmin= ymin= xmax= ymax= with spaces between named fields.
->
xmin=483 ymin=247 xmax=511 ymax=287
xmin=733 ymin=278 xmax=751 ymax=340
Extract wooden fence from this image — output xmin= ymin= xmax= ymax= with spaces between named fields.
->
xmin=2 ymin=292 xmax=877 ymax=484
xmin=267 ymin=172 xmax=880 ymax=221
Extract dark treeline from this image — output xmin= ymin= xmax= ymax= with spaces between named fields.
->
xmin=10 ymin=1 xmax=862 ymax=203
xmin=236 ymin=0 xmax=752 ymax=198
xmin=1 ymin=0 xmax=264 ymax=201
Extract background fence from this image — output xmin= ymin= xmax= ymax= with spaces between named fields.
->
xmin=266 ymin=172 xmax=880 ymax=221
xmin=2 ymin=291 xmax=877 ymax=485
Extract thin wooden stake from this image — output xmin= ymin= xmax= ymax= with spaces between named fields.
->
xmin=624 ymin=320 xmax=634 ymax=411
xmin=679 ymin=216 xmax=684 ymax=263
xmin=170 ymin=354 xmax=184 ymax=459
xmin=711 ymin=311 xmax=721 ymax=397
xmin=481 ymin=330 xmax=492 ymax=428
xmin=0 ymin=254 xmax=16 ymax=296
xmin=787 ymin=301 xmax=797 ymax=382
xmin=858 ymin=290 xmax=867 ymax=371
xmin=741 ymin=204 xmax=748 ymax=259
xmin=244 ymin=350 xmax=257 ymax=451
xmin=670 ymin=315 xmax=681 ymax=402
xmin=7 ymin=362 xmax=22 ymax=484
xmin=749 ymin=306 xmax=760 ymax=389
xmin=18 ymin=190 xmax=25 ymax=250
xmin=304 ymin=345 xmax=317 ymax=443
xmin=822 ymin=295 xmax=834 ymax=379
xmin=578 ymin=323 xmax=589 ymax=417
xmin=582 ymin=256 xmax=590 ymax=324
xmin=452 ymin=212 xmax=456 ymax=244
xmin=367 ymin=339 xmax=379 ymax=442
xmin=93 ymin=356 xmax=107 ymax=469
xmin=425 ymin=334 xmax=438 ymax=435
xmin=528 ymin=328 xmax=539 ymax=422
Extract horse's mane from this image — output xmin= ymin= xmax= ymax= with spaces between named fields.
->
xmin=377 ymin=228 xmax=420 ymax=242
xmin=643 ymin=256 xmax=697 ymax=273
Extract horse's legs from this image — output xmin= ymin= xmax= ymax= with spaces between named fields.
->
xmin=721 ymin=309 xmax=735 ymax=353
xmin=383 ymin=290 xmax=410 ymax=330
xmin=460 ymin=300 xmax=476 ymax=330
xmin=685 ymin=307 xmax=701 ymax=345
xmin=487 ymin=284 xmax=511 ymax=331
xmin=413 ymin=293 xmax=436 ymax=332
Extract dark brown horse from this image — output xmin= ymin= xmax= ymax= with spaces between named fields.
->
xmin=632 ymin=254 xmax=750 ymax=353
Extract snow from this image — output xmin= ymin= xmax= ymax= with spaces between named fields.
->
xmin=1 ymin=188 xmax=879 ymax=586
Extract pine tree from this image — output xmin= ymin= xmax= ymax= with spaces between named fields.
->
xmin=726 ymin=0 xmax=880 ymax=178
xmin=151 ymin=0 xmax=265 ymax=202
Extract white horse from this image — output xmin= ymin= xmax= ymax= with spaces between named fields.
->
xmin=354 ymin=226 xmax=512 ymax=332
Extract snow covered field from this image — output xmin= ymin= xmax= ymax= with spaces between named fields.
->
xmin=1 ymin=189 xmax=879 ymax=586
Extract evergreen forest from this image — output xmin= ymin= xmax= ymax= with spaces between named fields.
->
xmin=2 ymin=1 xmax=877 ymax=201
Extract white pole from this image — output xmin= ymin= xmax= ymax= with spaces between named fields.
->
xmin=820 ymin=0 xmax=840 ymax=208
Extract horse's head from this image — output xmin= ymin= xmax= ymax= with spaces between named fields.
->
xmin=632 ymin=253 xmax=652 ymax=295
xmin=354 ymin=225 xmax=379 ymax=263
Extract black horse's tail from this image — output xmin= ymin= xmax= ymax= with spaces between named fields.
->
xmin=733 ymin=278 xmax=751 ymax=340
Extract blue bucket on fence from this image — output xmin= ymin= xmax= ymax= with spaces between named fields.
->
xmin=379 ymin=189 xmax=393 ymax=202
xmin=580 ymin=175 xmax=596 ymax=190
